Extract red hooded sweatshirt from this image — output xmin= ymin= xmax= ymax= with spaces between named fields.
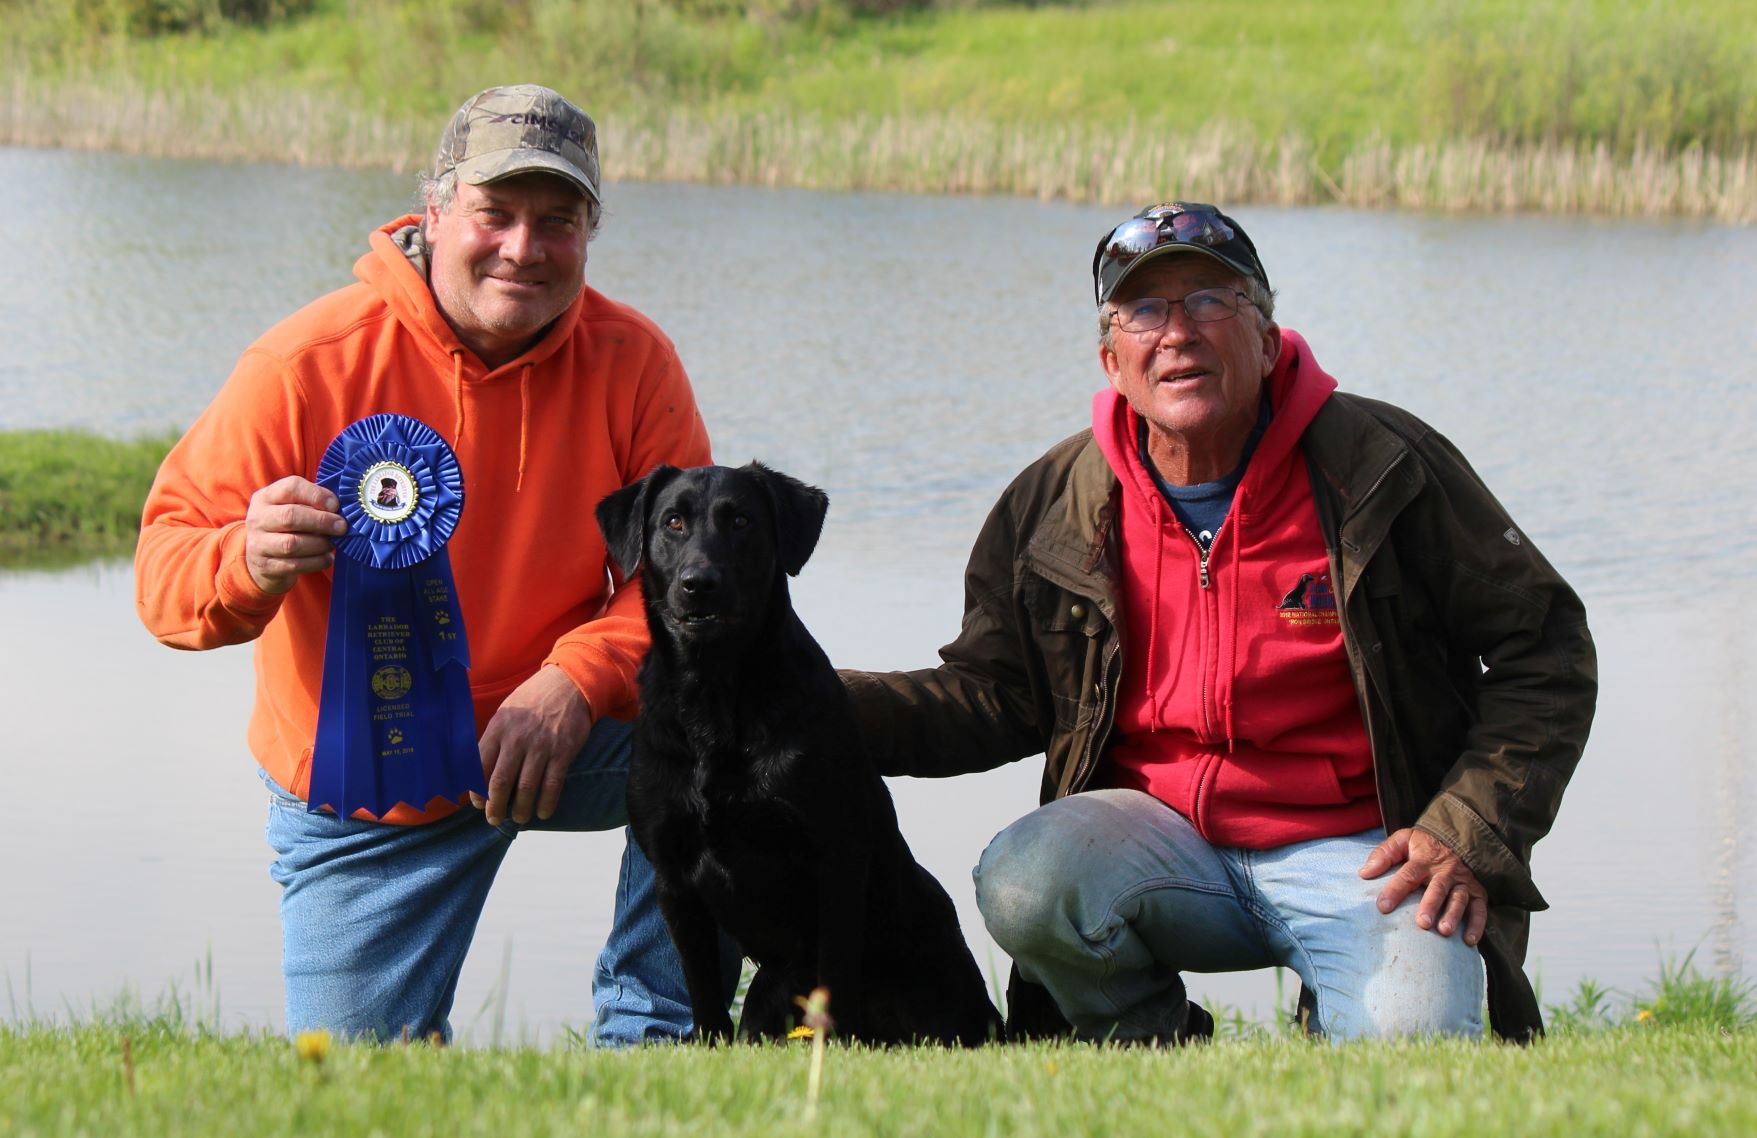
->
xmin=1092 ymin=329 xmax=1381 ymax=848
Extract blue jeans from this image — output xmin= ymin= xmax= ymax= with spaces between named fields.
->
xmin=974 ymin=789 xmax=1485 ymax=1040
xmin=263 ymin=717 xmax=737 ymax=1045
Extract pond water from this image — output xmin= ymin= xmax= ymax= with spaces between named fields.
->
xmin=2 ymin=146 xmax=1754 ymax=1043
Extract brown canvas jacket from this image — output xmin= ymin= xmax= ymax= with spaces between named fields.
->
xmin=842 ymin=391 xmax=1597 ymax=1041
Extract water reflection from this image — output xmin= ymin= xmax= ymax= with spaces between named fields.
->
xmin=2 ymin=146 xmax=1755 ymax=1041
xmin=1709 ymin=617 xmax=1750 ymax=979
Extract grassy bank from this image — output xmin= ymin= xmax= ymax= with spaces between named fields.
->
xmin=5 ymin=963 xmax=1753 ymax=1137
xmin=0 ymin=430 xmax=175 ymax=568
xmin=5 ymin=1021 xmax=1755 ymax=1137
xmin=3 ymin=0 xmax=1755 ymax=219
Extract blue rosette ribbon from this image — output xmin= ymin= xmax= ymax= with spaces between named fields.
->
xmin=308 ymin=414 xmax=483 ymax=817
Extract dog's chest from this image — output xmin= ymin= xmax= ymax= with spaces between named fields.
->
xmin=670 ymin=755 xmax=815 ymax=872
xmin=681 ymin=756 xmax=798 ymax=836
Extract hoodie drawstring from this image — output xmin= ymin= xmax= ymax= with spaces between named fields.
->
xmin=1224 ymin=491 xmax=1243 ymax=754
xmin=450 ymin=350 xmax=466 ymax=444
xmin=517 ymin=363 xmax=532 ymax=493
xmin=448 ymin=352 xmax=532 ymax=493
xmin=1146 ymin=494 xmax=1166 ymax=733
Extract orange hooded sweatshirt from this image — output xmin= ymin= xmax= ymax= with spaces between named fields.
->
xmin=135 ymin=216 xmax=711 ymax=824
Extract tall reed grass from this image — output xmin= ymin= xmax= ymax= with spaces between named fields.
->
xmin=7 ymin=72 xmax=1755 ymax=221
xmin=2 ymin=72 xmax=432 ymax=171
xmin=1411 ymin=0 xmax=1757 ymax=156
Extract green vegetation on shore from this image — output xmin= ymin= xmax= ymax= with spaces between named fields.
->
xmin=4 ymin=0 xmax=1755 ymax=219
xmin=0 ymin=429 xmax=175 ymax=568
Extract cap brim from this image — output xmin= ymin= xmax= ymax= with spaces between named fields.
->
xmin=1102 ymin=243 xmax=1257 ymax=304
xmin=454 ymin=148 xmax=600 ymax=205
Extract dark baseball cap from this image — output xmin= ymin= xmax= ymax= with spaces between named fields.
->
xmin=1092 ymin=202 xmax=1269 ymax=306
xmin=433 ymin=84 xmax=601 ymax=204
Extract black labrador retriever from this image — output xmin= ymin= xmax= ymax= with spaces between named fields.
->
xmin=596 ymin=462 xmax=1002 ymax=1046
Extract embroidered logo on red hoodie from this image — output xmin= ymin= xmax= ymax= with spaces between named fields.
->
xmin=1276 ymin=571 xmax=1338 ymax=626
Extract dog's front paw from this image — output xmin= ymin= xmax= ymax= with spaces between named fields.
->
xmin=690 ymin=1015 xmax=736 ymax=1047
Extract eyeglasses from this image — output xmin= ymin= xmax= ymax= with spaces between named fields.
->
xmin=1092 ymin=202 xmax=1262 ymax=306
xmin=1111 ymin=288 xmax=1255 ymax=334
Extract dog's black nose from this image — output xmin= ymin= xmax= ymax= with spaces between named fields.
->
xmin=678 ymin=565 xmax=720 ymax=595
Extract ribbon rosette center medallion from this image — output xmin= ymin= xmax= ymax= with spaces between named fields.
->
xmin=359 ymin=460 xmax=420 ymax=525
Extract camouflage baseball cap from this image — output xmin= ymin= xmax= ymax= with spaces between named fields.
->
xmin=433 ymin=85 xmax=601 ymax=204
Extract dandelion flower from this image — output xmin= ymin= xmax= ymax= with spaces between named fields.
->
xmin=295 ymin=1029 xmax=333 ymax=1063
xmin=788 ymin=1025 xmax=815 ymax=1040
xmin=1635 ymin=1010 xmax=1654 ymax=1022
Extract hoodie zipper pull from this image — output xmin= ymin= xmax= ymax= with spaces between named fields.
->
xmin=1187 ymin=527 xmax=1213 ymax=589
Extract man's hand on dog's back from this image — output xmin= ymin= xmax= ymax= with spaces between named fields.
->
xmin=474 ymin=664 xmax=595 ymax=826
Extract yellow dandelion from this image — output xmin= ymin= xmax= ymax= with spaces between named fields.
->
xmin=787 ymin=1025 xmax=816 ymax=1040
xmin=1045 ymin=1060 xmax=1060 ymax=1075
xmin=1636 ymin=1009 xmax=1654 ymax=1022
xmin=294 ymin=1029 xmax=333 ymax=1063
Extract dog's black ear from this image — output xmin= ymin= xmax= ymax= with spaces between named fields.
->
xmin=596 ymin=465 xmax=678 ymax=579
xmin=751 ymin=462 xmax=829 ymax=576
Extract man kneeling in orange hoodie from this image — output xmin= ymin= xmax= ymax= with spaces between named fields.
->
xmin=136 ymin=85 xmax=730 ymax=1045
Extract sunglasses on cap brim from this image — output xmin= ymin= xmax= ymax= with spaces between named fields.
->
xmin=1092 ymin=204 xmax=1259 ymax=307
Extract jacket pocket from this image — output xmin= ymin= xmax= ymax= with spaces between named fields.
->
xmin=1024 ymin=575 xmax=1103 ymax=728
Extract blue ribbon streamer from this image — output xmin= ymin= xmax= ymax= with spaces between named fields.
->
xmin=308 ymin=414 xmax=484 ymax=817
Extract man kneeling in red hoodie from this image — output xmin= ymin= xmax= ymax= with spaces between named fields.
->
xmin=844 ymin=203 xmax=1595 ymax=1043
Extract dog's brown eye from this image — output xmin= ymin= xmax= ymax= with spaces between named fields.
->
xmin=664 ymin=513 xmax=684 ymax=531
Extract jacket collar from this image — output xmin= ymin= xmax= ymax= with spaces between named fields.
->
xmin=1022 ymin=433 xmax=1122 ymax=617
xmin=1018 ymin=392 xmax=1429 ymax=614
xmin=1303 ymin=394 xmax=1426 ymax=604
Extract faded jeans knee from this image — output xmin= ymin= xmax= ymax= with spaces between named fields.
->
xmin=972 ymin=805 xmax=1084 ymax=959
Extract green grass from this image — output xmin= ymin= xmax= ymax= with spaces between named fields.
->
xmin=4 ymin=964 xmax=1753 ymax=1136
xmin=3 ymin=1 xmax=1756 ymax=217
xmin=17 ymin=0 xmax=1755 ymax=154
xmin=1544 ymin=953 xmax=1757 ymax=1035
xmin=0 ymin=429 xmax=176 ymax=568
xmin=1633 ymin=953 xmax=1757 ymax=1031
xmin=4 ymin=1020 xmax=1755 ymax=1138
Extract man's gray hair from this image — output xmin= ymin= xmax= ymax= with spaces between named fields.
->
xmin=1098 ymin=273 xmax=1277 ymax=349
xmin=416 ymin=169 xmax=602 ymax=239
